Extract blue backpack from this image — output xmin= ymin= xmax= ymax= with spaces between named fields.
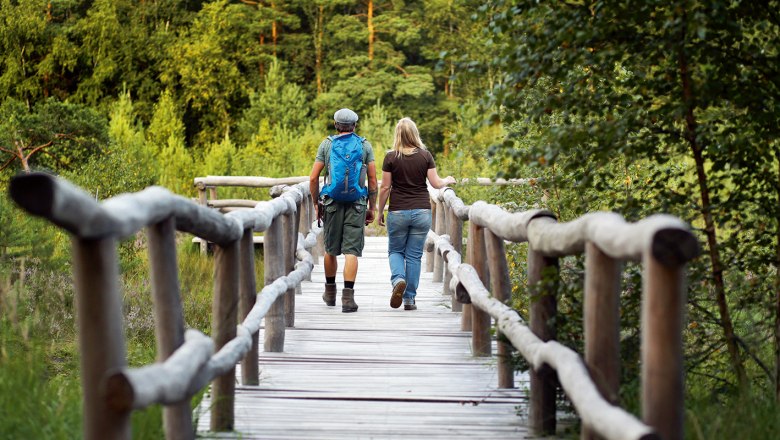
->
xmin=321 ymin=133 xmax=368 ymax=202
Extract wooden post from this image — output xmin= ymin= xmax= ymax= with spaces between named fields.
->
xmin=239 ymin=229 xmax=259 ymax=386
xmin=461 ymin=304 xmax=472 ymax=331
xmin=210 ymin=239 xmax=239 ymax=432
xmin=197 ymin=186 xmax=208 ymax=254
xmin=426 ymin=200 xmax=436 ymax=273
xmin=468 ymin=221 xmax=491 ymax=356
xmin=642 ymin=250 xmax=685 ymax=440
xmin=148 ymin=218 xmax=192 ymax=440
xmin=284 ymin=209 xmax=298 ymax=327
xmin=528 ymin=243 xmax=558 ymax=435
xmin=73 ymin=238 xmax=131 ymax=440
xmin=208 ymin=186 xmax=218 ymax=203
xmin=265 ymin=215 xmax=286 ymax=352
xmin=299 ymin=197 xmax=313 ymax=280
xmin=441 ymin=207 xmax=452 ymax=298
xmin=485 ymin=229 xmax=514 ymax=388
xmin=298 ymin=196 xmax=310 ymax=237
xmin=433 ymin=199 xmax=446 ymax=284
xmin=460 ymin=230 xmax=472 ymax=331
xmin=293 ymin=199 xmax=303 ymax=294
xmin=447 ymin=206 xmax=463 ymax=313
xmin=308 ymin=198 xmax=320 ymax=265
xmin=582 ymin=242 xmax=622 ymax=440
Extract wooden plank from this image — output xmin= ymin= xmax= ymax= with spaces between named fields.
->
xmin=196 ymin=237 xmax=534 ymax=439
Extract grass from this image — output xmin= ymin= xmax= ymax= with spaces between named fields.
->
xmin=7 ymin=226 xmax=780 ymax=439
xmin=0 ymin=320 xmax=82 ymax=440
xmin=0 ymin=234 xmax=241 ymax=439
xmin=686 ymin=393 xmax=780 ymax=440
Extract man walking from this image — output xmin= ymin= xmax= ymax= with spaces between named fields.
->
xmin=309 ymin=108 xmax=377 ymax=312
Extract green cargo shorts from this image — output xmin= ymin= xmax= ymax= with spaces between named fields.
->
xmin=322 ymin=198 xmax=367 ymax=257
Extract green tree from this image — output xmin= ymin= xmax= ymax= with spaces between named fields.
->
xmin=161 ymin=0 xmax=265 ymax=145
xmin=419 ymin=0 xmax=487 ymax=99
xmin=200 ymin=132 xmax=237 ymax=177
xmin=0 ymin=0 xmax=50 ymax=103
xmin=294 ymin=0 xmax=354 ymax=96
xmin=70 ymin=0 xmax=127 ymax=106
xmin=67 ymin=90 xmax=156 ymax=198
xmin=236 ymin=58 xmax=311 ymax=144
xmin=147 ymin=89 xmax=193 ymax=195
xmin=481 ymin=0 xmax=780 ymax=393
xmin=0 ymin=98 xmax=107 ymax=173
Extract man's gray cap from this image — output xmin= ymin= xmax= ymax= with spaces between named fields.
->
xmin=334 ymin=108 xmax=359 ymax=124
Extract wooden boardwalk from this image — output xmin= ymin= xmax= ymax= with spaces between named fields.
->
xmin=197 ymin=236 xmax=532 ymax=439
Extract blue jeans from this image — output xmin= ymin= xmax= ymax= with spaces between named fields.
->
xmin=387 ymin=209 xmax=431 ymax=300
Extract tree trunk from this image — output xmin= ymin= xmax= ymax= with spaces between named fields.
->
xmin=775 ymin=156 xmax=780 ymax=401
xmin=16 ymin=141 xmax=30 ymax=173
xmin=315 ymin=6 xmax=324 ymax=95
xmin=367 ymin=0 xmax=374 ymax=62
xmin=271 ymin=1 xmax=278 ymax=57
xmin=677 ymin=11 xmax=747 ymax=389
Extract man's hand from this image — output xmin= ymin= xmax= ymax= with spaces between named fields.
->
xmin=378 ymin=212 xmax=385 ymax=227
xmin=365 ymin=207 xmax=376 ymax=226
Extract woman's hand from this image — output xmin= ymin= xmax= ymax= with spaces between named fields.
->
xmin=378 ymin=212 xmax=385 ymax=227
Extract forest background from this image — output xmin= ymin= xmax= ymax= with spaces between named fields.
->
xmin=1 ymin=0 xmax=779 ymax=439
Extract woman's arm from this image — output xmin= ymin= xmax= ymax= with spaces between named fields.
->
xmin=377 ymin=171 xmax=392 ymax=226
xmin=427 ymin=167 xmax=456 ymax=189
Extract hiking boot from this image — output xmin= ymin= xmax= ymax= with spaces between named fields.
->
xmin=322 ymin=283 xmax=337 ymax=306
xmin=404 ymin=298 xmax=417 ymax=311
xmin=342 ymin=288 xmax=358 ymax=313
xmin=390 ymin=279 xmax=406 ymax=309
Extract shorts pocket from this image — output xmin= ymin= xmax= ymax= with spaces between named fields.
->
xmin=324 ymin=203 xmax=338 ymax=221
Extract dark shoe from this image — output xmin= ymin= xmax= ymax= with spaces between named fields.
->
xmin=342 ymin=288 xmax=358 ymax=313
xmin=404 ymin=298 xmax=417 ymax=311
xmin=322 ymin=283 xmax=337 ymax=306
xmin=390 ymin=279 xmax=406 ymax=309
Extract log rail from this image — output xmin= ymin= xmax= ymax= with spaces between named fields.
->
xmin=425 ymin=186 xmax=700 ymax=440
xmin=7 ymin=172 xmax=698 ymax=440
xmin=9 ymin=172 xmax=320 ymax=440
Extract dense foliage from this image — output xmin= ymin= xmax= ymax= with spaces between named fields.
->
xmin=1 ymin=0 xmax=780 ymax=438
xmin=0 ymin=0 xmax=494 ymax=179
xmin=480 ymin=0 xmax=780 ymax=403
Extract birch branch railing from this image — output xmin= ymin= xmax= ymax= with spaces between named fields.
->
xmin=9 ymin=172 xmax=321 ymax=440
xmin=425 ymin=187 xmax=700 ymax=440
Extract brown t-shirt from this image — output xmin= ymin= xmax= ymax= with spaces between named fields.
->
xmin=382 ymin=148 xmax=435 ymax=211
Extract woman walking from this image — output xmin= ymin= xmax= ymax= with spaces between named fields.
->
xmin=377 ymin=118 xmax=455 ymax=310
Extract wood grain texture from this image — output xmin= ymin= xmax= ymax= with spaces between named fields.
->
xmin=196 ymin=237 xmax=533 ymax=439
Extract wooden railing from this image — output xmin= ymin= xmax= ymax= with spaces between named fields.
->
xmin=425 ymin=186 xmax=699 ymax=440
xmin=9 ymin=172 xmax=320 ymax=440
xmin=8 ymin=172 xmax=697 ymax=440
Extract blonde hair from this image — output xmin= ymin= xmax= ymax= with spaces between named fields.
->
xmin=393 ymin=117 xmax=426 ymax=157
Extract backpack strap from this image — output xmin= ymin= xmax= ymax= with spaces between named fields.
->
xmin=323 ymin=133 xmax=365 ymax=165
